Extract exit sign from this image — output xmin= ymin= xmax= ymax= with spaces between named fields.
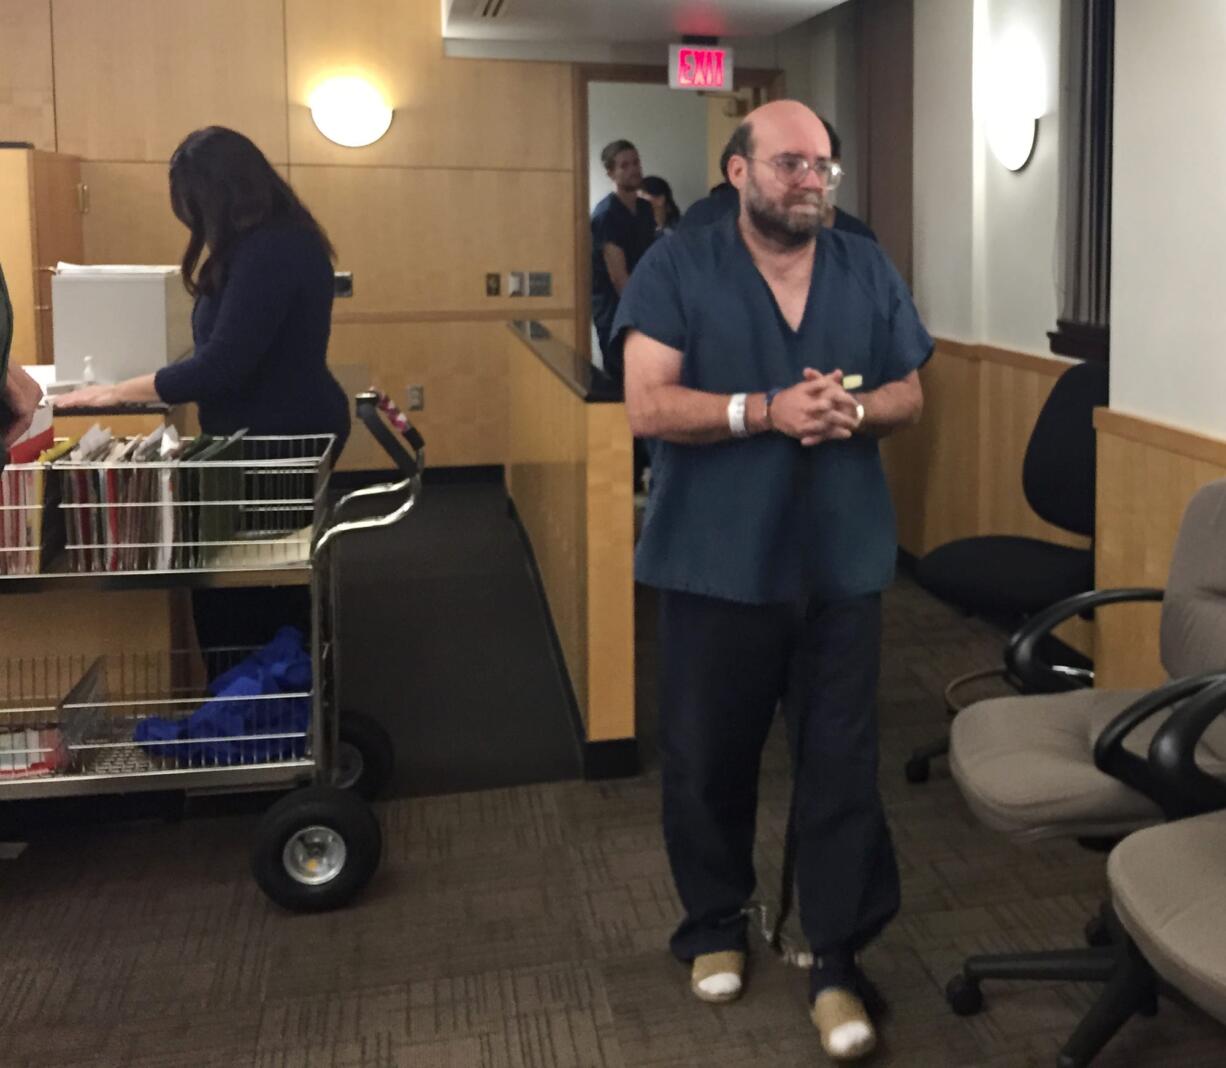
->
xmin=668 ymin=44 xmax=734 ymax=91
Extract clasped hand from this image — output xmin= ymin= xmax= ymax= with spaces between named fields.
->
xmin=768 ymin=368 xmax=860 ymax=446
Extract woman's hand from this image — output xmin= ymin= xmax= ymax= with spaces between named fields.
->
xmin=53 ymin=373 xmax=161 ymax=411
xmin=52 ymin=383 xmax=123 ymax=409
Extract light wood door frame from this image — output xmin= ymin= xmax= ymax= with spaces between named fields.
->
xmin=572 ymin=63 xmax=786 ymax=357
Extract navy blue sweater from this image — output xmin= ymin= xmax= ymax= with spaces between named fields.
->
xmin=155 ymin=223 xmax=349 ymax=450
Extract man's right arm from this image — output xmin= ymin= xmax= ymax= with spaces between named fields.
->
xmin=623 ymin=330 xmax=859 ymax=446
xmin=602 ymin=243 xmax=631 ymax=295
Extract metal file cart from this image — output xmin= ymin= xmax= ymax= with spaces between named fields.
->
xmin=0 ymin=391 xmax=424 ymax=911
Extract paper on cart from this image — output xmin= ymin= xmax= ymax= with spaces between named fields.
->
xmin=156 ymin=426 xmax=182 ymax=571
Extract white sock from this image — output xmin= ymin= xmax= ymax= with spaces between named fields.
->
xmin=696 ymin=972 xmax=742 ymax=997
xmin=827 ymin=1020 xmax=873 ymax=1057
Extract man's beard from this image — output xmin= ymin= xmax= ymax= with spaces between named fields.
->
xmin=745 ymin=174 xmax=826 ymax=249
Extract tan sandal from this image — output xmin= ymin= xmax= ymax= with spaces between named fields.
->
xmin=811 ymin=987 xmax=877 ymax=1061
xmin=690 ymin=950 xmax=746 ymax=1003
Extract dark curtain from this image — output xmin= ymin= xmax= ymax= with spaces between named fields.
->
xmin=1051 ymin=0 xmax=1114 ymax=362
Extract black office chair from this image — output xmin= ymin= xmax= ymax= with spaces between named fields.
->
xmin=905 ymin=358 xmax=1110 ymax=783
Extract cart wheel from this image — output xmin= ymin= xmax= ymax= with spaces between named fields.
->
xmin=335 ymin=711 xmax=395 ymax=800
xmin=252 ymin=786 xmax=381 ymax=912
xmin=945 ymin=974 xmax=984 ymax=1016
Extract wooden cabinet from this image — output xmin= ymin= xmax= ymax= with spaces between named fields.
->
xmin=0 ymin=147 xmax=85 ymax=363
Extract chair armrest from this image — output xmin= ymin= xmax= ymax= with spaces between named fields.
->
xmin=1093 ymin=670 xmax=1226 ymax=799
xmin=1148 ymin=677 xmax=1226 ymax=818
xmin=1005 ymin=587 xmax=1165 ymax=692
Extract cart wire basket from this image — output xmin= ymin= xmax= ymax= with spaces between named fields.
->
xmin=0 ymin=391 xmax=425 ymax=912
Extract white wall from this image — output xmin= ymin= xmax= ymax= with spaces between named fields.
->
xmin=1111 ymin=1 xmax=1226 ymax=436
xmin=913 ymin=0 xmax=976 ymax=339
xmin=587 ymin=82 xmax=710 ymax=216
xmin=912 ymin=0 xmax=1061 ymax=353
xmin=979 ymin=0 xmax=1061 ymax=353
xmin=775 ymin=3 xmax=862 ymax=216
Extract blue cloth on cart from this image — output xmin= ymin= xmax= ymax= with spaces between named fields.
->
xmin=134 ymin=627 xmax=312 ymax=767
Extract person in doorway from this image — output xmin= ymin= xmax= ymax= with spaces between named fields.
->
xmin=817 ymin=117 xmax=876 ymax=241
xmin=639 ymin=175 xmax=682 ymax=235
xmin=677 ymin=139 xmax=740 ymax=232
xmin=613 ymin=100 xmax=930 ymax=1060
xmin=590 ymin=139 xmax=658 ymax=382
xmin=679 ymin=118 xmax=876 ymax=242
xmin=54 ymin=126 xmax=349 ymax=650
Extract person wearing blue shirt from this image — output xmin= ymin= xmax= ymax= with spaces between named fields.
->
xmin=55 ymin=126 xmax=349 ymax=651
xmin=55 ymin=126 xmax=348 ymax=449
xmin=614 ymin=101 xmax=931 ymax=1061
xmin=590 ymin=140 xmax=659 ymax=381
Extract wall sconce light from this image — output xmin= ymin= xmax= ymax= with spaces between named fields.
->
xmin=985 ymin=28 xmax=1046 ymax=171
xmin=309 ymin=76 xmax=394 ymax=148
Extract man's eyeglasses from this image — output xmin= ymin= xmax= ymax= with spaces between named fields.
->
xmin=748 ymin=154 xmax=844 ymax=189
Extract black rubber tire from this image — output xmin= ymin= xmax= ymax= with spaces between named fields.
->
xmin=905 ymin=756 xmax=931 ymax=784
xmin=335 ymin=711 xmax=395 ymax=800
xmin=946 ymin=974 xmax=984 ymax=1016
xmin=252 ymin=785 xmax=382 ymax=912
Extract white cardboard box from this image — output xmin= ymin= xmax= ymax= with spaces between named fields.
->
xmin=52 ymin=265 xmax=193 ymax=385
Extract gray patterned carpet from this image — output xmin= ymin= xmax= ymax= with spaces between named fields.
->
xmin=1 ymin=576 xmax=1225 ymax=1067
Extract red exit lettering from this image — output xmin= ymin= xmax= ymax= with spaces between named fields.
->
xmin=677 ymin=48 xmax=726 ymax=89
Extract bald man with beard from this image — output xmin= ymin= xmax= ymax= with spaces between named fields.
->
xmin=610 ymin=101 xmax=932 ymax=1060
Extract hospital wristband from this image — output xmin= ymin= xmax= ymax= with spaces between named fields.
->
xmin=727 ymin=392 xmax=749 ymax=438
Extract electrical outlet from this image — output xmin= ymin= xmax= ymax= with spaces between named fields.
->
xmin=407 ymin=385 xmax=424 ymax=411
xmin=485 ymin=272 xmax=500 ymax=296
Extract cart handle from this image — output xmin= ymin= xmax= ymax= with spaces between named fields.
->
xmin=313 ymin=392 xmax=425 ymax=556
xmin=356 ymin=391 xmax=425 ymax=476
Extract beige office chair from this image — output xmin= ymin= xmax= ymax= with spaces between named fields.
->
xmin=1109 ymin=810 xmax=1226 ymax=1036
xmin=1099 ymin=678 xmax=1226 ymax=1060
xmin=942 ymin=477 xmax=1226 ymax=1068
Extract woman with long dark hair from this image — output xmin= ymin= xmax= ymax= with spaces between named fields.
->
xmin=56 ymin=126 xmax=348 ymax=447
xmin=56 ymin=127 xmax=350 ymax=647
xmin=639 ymin=175 xmax=681 ymax=234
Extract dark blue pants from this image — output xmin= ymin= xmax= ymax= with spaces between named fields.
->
xmin=658 ymin=589 xmax=900 ymax=985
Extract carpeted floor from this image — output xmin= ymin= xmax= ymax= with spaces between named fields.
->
xmin=1 ymin=571 xmax=1225 ymax=1066
xmin=332 ymin=481 xmax=582 ymax=797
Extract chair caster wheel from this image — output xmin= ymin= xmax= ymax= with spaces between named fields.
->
xmin=905 ymin=756 xmax=931 ymax=784
xmin=946 ymin=974 xmax=984 ymax=1016
xmin=1084 ymin=915 xmax=1112 ymax=948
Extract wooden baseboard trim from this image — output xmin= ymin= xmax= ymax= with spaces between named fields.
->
xmin=582 ymin=738 xmax=640 ymax=780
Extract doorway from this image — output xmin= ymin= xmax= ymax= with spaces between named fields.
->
xmin=572 ymin=64 xmax=784 ymax=362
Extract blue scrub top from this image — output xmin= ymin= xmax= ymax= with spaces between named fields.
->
xmin=591 ymin=193 xmax=658 ymax=364
xmin=611 ymin=214 xmax=933 ymax=605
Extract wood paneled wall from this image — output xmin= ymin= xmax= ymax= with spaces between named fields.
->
xmin=505 ymin=331 xmax=634 ymax=744
xmin=882 ymin=340 xmax=1093 ymax=653
xmin=2 ymin=0 xmax=576 ymax=468
xmin=0 ymin=151 xmax=37 ymax=361
xmin=0 ymin=0 xmax=55 ymax=151
xmin=1093 ymin=409 xmax=1226 ymax=689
